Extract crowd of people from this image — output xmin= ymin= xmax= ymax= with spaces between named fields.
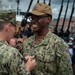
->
xmin=0 ymin=2 xmax=74 ymax=75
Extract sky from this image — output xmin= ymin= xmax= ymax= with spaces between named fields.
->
xmin=51 ymin=0 xmax=75 ymax=19
xmin=0 ymin=0 xmax=75 ymax=19
xmin=18 ymin=0 xmax=75 ymax=19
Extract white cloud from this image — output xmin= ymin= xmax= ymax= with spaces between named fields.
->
xmin=52 ymin=8 xmax=59 ymax=14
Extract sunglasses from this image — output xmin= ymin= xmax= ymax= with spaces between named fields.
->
xmin=31 ymin=15 xmax=49 ymax=21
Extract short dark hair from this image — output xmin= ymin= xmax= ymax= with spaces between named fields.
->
xmin=0 ymin=21 xmax=9 ymax=31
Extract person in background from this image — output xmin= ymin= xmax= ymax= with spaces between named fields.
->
xmin=68 ymin=44 xmax=73 ymax=64
xmin=68 ymin=37 xmax=74 ymax=48
xmin=16 ymin=38 xmax=23 ymax=53
xmin=23 ymin=18 xmax=35 ymax=40
xmin=22 ymin=3 xmax=73 ymax=75
xmin=9 ymin=38 xmax=17 ymax=47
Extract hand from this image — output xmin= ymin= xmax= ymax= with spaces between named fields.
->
xmin=26 ymin=58 xmax=36 ymax=71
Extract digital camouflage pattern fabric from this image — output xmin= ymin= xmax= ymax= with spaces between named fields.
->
xmin=22 ymin=31 xmax=73 ymax=75
xmin=0 ymin=39 xmax=30 ymax=75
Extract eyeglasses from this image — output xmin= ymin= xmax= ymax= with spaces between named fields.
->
xmin=31 ymin=15 xmax=49 ymax=21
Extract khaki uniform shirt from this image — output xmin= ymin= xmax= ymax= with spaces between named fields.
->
xmin=22 ymin=31 xmax=73 ymax=75
xmin=0 ymin=39 xmax=30 ymax=75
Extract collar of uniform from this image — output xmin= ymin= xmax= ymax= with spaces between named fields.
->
xmin=28 ymin=31 xmax=51 ymax=46
xmin=41 ymin=31 xmax=52 ymax=45
xmin=0 ymin=39 xmax=9 ymax=46
xmin=27 ymin=34 xmax=35 ymax=45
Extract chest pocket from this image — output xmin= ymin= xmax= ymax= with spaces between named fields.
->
xmin=33 ymin=45 xmax=56 ymax=73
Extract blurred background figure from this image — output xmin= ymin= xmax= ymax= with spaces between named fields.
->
xmin=68 ymin=37 xmax=74 ymax=48
xmin=68 ymin=37 xmax=74 ymax=65
xmin=16 ymin=38 xmax=23 ymax=53
xmin=23 ymin=18 xmax=35 ymax=40
xmin=68 ymin=44 xmax=73 ymax=65
xmin=9 ymin=38 xmax=17 ymax=48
